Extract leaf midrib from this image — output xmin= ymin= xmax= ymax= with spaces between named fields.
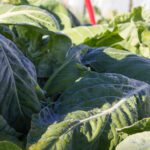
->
xmin=0 ymin=44 xmax=24 ymax=117
xmin=0 ymin=10 xmax=54 ymax=25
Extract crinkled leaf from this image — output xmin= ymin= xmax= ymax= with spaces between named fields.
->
xmin=84 ymin=28 xmax=123 ymax=47
xmin=110 ymin=7 xmax=144 ymax=25
xmin=84 ymin=22 xmax=149 ymax=58
xmin=28 ymin=72 xmax=150 ymax=150
xmin=0 ymin=34 xmax=41 ymax=133
xmin=117 ymin=22 xmax=141 ymax=47
xmin=117 ymin=117 xmax=150 ymax=135
xmin=113 ymin=21 xmax=150 ymax=56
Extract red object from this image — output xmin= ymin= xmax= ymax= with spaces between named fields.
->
xmin=84 ymin=0 xmax=96 ymax=25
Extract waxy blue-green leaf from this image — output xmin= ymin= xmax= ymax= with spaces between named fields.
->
xmin=37 ymin=33 xmax=72 ymax=78
xmin=28 ymin=72 xmax=150 ymax=150
xmin=0 ymin=34 xmax=41 ymax=133
xmin=117 ymin=117 xmax=150 ymax=135
xmin=10 ymin=26 xmax=73 ymax=87
xmin=44 ymin=45 xmax=88 ymax=96
xmin=6 ymin=25 xmax=72 ymax=79
xmin=27 ymin=106 xmax=61 ymax=147
xmin=82 ymin=47 xmax=150 ymax=84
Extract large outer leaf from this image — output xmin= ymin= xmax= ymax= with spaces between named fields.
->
xmin=28 ymin=72 xmax=150 ymax=150
xmin=82 ymin=47 xmax=150 ymax=84
xmin=0 ymin=34 xmax=41 ymax=133
xmin=116 ymin=132 xmax=150 ymax=150
xmin=0 ymin=4 xmax=59 ymax=31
